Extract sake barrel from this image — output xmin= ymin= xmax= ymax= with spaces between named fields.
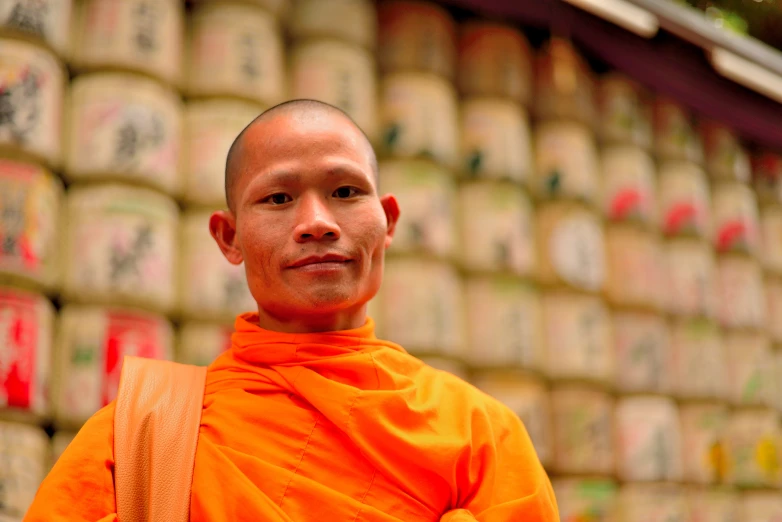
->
xmin=679 ymin=402 xmax=730 ymax=484
xmin=458 ymin=180 xmax=536 ymax=276
xmin=0 ymin=421 xmax=47 ymax=519
xmin=760 ymin=205 xmax=782 ymax=276
xmin=550 ymin=384 xmax=614 ymax=475
xmin=741 ymin=492 xmax=782 ymax=522
xmin=186 ymin=2 xmax=285 ymax=105
xmin=379 ymin=72 xmax=458 ymax=167
xmin=50 ymin=431 xmax=75 ymax=468
xmin=65 ymin=73 xmax=183 ymax=196
xmin=0 ymin=288 xmax=53 ymax=422
xmin=290 ymin=39 xmax=377 ymax=141
xmin=700 ymin=121 xmax=751 ymax=183
xmin=725 ymin=408 xmax=782 ymax=487
xmin=380 ymin=159 xmax=456 ymax=259
xmin=552 ymin=479 xmax=617 ymax=522
xmin=716 ymin=254 xmax=765 ymax=330
xmin=534 ymin=37 xmax=595 ymax=126
xmin=0 ymin=160 xmax=62 ymax=292
xmin=725 ymin=332 xmax=772 ymax=407
xmin=600 ymin=145 xmax=656 ymax=226
xmin=536 ymin=202 xmax=605 ymax=292
xmin=613 ymin=311 xmax=671 ymax=394
xmin=457 ymin=22 xmax=533 ymax=104
xmin=62 ymin=184 xmax=178 ymax=313
xmin=179 ymin=210 xmax=256 ymax=322
xmin=472 ymin=371 xmax=552 ymax=466
xmin=616 ymin=484 xmax=689 ymax=522
xmin=289 ymin=0 xmax=376 ymax=48
xmin=377 ymin=0 xmax=456 ymax=79
xmin=460 ymin=98 xmax=532 ymax=183
xmin=53 ymin=304 xmax=174 ymax=428
xmin=418 ymin=356 xmax=469 ymax=381
xmin=542 ymin=291 xmax=613 ymax=383
xmin=670 ymin=319 xmax=726 ymax=400
xmin=376 ymin=257 xmax=464 ymax=356
xmin=658 ymin=161 xmax=711 ymax=238
xmin=597 ymin=73 xmax=652 ymax=150
xmin=0 ymin=38 xmax=63 ymax=169
xmin=183 ymin=98 xmax=262 ymax=207
xmin=615 ymin=395 xmax=683 ymax=482
xmin=0 ymin=0 xmax=72 ymax=55
xmin=605 ymin=225 xmax=665 ymax=310
xmin=664 ymin=238 xmax=717 ymax=319
xmin=653 ymin=96 xmax=703 ymax=164
xmin=177 ymin=321 xmax=232 ymax=367
xmin=71 ymin=0 xmax=183 ymax=85
xmin=463 ymin=276 xmax=543 ymax=370
xmin=533 ymin=120 xmax=599 ymax=203
xmin=687 ymin=488 xmax=740 ymax=522
xmin=712 ymin=181 xmax=760 ymax=255
xmin=752 ymin=152 xmax=782 ymax=206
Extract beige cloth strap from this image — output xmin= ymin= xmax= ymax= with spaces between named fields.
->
xmin=114 ymin=356 xmax=207 ymax=522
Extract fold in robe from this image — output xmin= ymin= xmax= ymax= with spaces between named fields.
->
xmin=25 ymin=314 xmax=558 ymax=521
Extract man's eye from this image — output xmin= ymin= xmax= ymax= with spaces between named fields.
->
xmin=265 ymin=193 xmax=292 ymax=205
xmin=333 ymin=186 xmax=358 ymax=198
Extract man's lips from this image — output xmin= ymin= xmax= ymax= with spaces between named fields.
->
xmin=287 ymin=254 xmax=351 ymax=268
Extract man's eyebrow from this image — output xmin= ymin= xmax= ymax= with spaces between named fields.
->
xmin=325 ymin=164 xmax=374 ymax=180
xmin=256 ymin=170 xmax=301 ymax=185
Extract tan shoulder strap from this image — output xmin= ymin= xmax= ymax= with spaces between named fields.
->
xmin=114 ymin=355 xmax=207 ymax=522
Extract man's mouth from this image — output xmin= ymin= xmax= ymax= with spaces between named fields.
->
xmin=288 ymin=254 xmax=352 ymax=269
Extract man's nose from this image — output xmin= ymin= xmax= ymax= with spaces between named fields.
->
xmin=293 ymin=194 xmax=341 ymax=242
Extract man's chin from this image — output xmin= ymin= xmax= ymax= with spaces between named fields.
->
xmin=298 ymin=286 xmax=361 ymax=311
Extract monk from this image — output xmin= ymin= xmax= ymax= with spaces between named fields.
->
xmin=25 ymin=100 xmax=558 ymax=521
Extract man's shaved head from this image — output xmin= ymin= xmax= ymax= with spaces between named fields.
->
xmin=225 ymin=99 xmax=378 ymax=212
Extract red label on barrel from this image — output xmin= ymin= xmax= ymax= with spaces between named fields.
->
xmin=0 ymin=291 xmax=38 ymax=409
xmin=102 ymin=312 xmax=162 ymax=405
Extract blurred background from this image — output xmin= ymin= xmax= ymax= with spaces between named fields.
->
xmin=3 ymin=0 xmax=782 ymax=520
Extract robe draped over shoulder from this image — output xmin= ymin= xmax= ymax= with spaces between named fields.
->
xmin=25 ymin=314 xmax=558 ymax=522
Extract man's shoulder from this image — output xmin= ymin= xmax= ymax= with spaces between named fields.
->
xmin=416 ymin=361 xmax=519 ymax=426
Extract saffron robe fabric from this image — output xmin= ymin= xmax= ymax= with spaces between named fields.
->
xmin=25 ymin=314 xmax=558 ymax=521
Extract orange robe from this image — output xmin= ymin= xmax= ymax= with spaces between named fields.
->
xmin=25 ymin=314 xmax=558 ymax=521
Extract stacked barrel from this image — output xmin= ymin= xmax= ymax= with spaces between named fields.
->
xmin=456 ymin=21 xmax=548 ymax=464
xmin=371 ymin=0 xmax=466 ymax=377
xmin=289 ymin=0 xmax=378 ymax=143
xmin=49 ymin=0 xmax=185 ymax=477
xmin=0 ymin=1 xmax=69 ymax=518
xmin=532 ymin=38 xmax=617 ymax=513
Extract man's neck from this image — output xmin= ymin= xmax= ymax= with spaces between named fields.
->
xmin=254 ymin=305 xmax=368 ymax=334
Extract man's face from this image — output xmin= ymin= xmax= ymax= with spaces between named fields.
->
xmin=215 ymin=111 xmax=398 ymax=324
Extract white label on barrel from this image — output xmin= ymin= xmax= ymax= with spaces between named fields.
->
xmin=0 ymin=0 xmax=72 ymax=53
xmin=460 ymin=182 xmax=536 ymax=276
xmin=547 ymin=210 xmax=605 ymax=291
xmin=543 ymin=293 xmax=612 ymax=382
xmin=0 ymin=40 xmax=63 ymax=167
xmin=613 ymin=312 xmax=670 ymax=393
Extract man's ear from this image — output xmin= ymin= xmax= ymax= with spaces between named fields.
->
xmin=209 ymin=211 xmax=244 ymax=265
xmin=379 ymin=194 xmax=400 ymax=249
